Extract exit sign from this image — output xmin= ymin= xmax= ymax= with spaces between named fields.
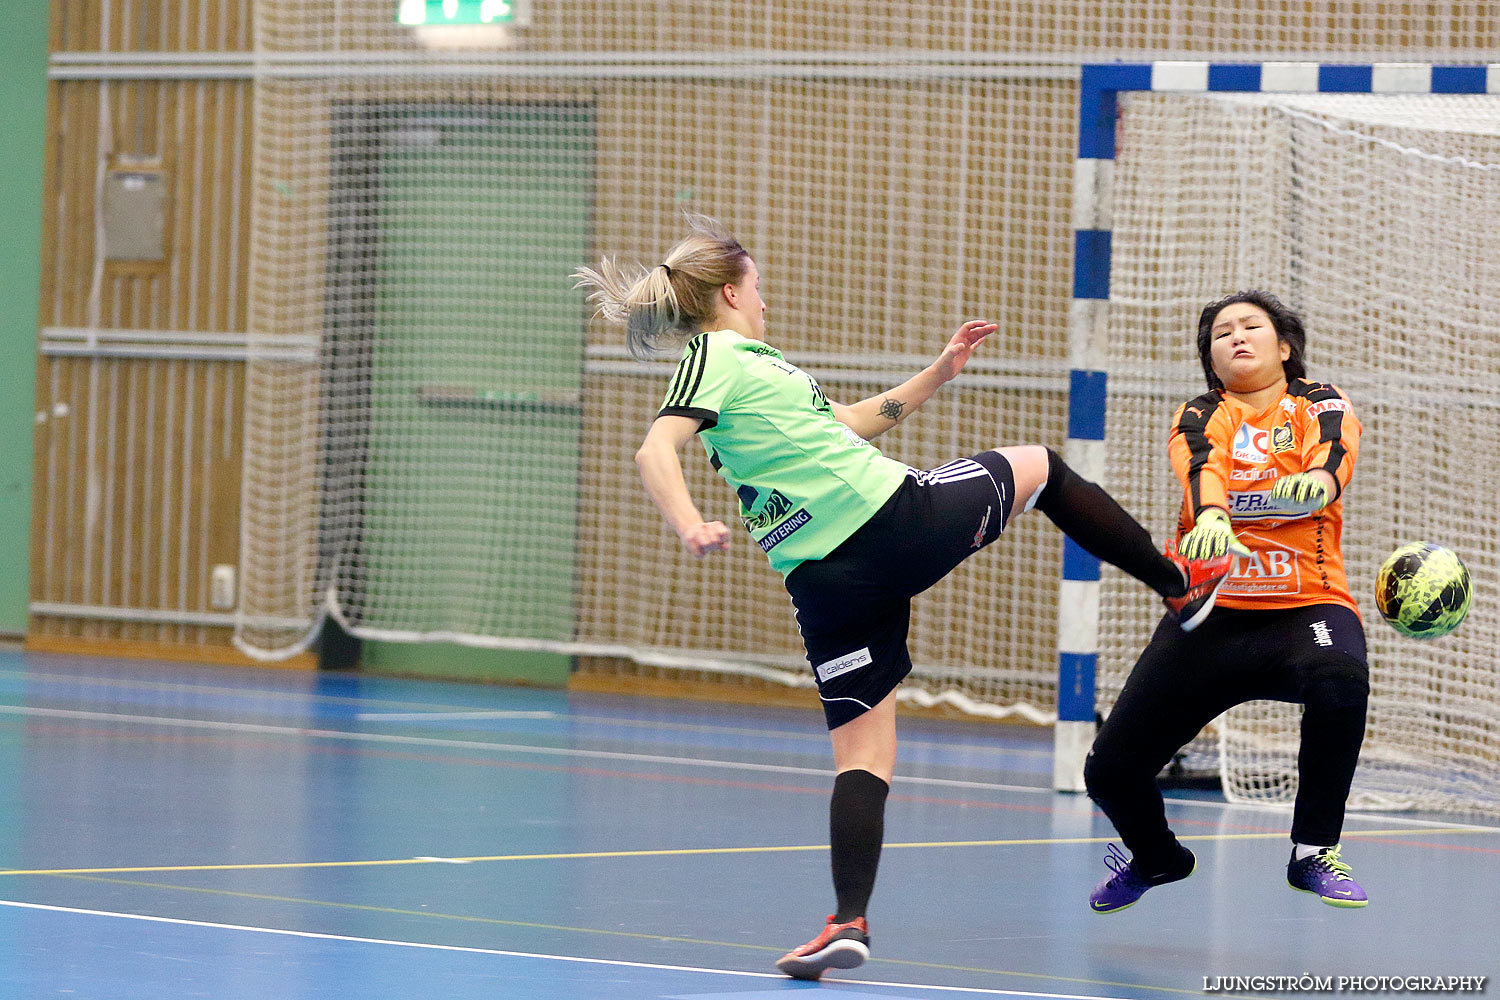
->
xmin=398 ymin=0 xmax=516 ymax=25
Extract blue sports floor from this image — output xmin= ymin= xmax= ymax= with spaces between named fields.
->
xmin=0 ymin=647 xmax=1495 ymax=998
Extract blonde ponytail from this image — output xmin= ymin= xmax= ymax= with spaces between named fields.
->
xmin=574 ymin=214 xmax=750 ymax=359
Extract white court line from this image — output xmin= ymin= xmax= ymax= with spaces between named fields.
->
xmin=0 ymin=664 xmax=1053 ymax=756
xmin=0 ymin=898 xmax=1136 ymax=999
xmin=356 ymin=711 xmax=557 ymax=721
xmin=2 ymin=702 xmax=1497 ymax=833
xmin=0 ymin=665 xmax=450 ymax=711
xmin=0 ymin=703 xmax=1051 ymax=794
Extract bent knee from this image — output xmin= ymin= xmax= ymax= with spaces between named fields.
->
xmin=1083 ymin=746 xmax=1136 ymax=800
xmin=1300 ymin=653 xmax=1369 ymax=711
xmin=990 ymin=445 xmax=1049 ymax=512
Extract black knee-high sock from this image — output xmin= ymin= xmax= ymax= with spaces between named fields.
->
xmin=1034 ymin=448 xmax=1185 ymax=598
xmin=830 ymin=769 xmax=889 ymax=922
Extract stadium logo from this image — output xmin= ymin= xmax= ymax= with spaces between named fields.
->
xmin=1232 ymin=423 xmax=1269 ymax=463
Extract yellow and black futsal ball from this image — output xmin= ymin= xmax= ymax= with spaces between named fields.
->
xmin=1374 ymin=542 xmax=1472 ymax=639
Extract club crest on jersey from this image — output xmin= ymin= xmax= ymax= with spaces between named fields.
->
xmin=1271 ymin=421 xmax=1295 ymax=453
xmin=1233 ymin=423 xmax=1270 ymax=463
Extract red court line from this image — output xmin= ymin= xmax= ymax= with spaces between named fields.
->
xmin=15 ymin=719 xmax=1330 ymax=837
xmin=1339 ymin=835 xmax=1500 ymax=855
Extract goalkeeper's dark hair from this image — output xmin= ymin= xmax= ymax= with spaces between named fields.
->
xmin=573 ymin=214 xmax=751 ymax=360
xmin=1196 ymin=289 xmax=1307 ymax=391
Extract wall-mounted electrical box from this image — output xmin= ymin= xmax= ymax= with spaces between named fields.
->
xmin=104 ymin=159 xmax=167 ymax=261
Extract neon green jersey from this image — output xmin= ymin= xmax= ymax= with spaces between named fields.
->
xmin=658 ymin=330 xmax=910 ymax=575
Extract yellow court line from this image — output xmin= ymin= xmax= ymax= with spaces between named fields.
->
xmin=0 ymin=826 xmax=1487 ymax=877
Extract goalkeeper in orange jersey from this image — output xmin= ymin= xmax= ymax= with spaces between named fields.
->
xmin=1085 ymin=290 xmax=1371 ymax=913
xmin=575 ymin=214 xmax=1233 ymax=979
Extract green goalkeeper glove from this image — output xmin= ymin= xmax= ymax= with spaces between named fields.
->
xmin=1178 ymin=507 xmax=1251 ymax=560
xmin=1269 ymin=472 xmax=1332 ymax=514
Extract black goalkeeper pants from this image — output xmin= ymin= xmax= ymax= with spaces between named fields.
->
xmin=1084 ymin=604 xmax=1368 ymax=868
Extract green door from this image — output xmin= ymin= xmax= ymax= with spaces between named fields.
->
xmin=340 ymin=103 xmax=591 ymax=684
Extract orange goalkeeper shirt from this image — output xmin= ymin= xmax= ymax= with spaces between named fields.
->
xmin=1168 ymin=378 xmax=1361 ymax=614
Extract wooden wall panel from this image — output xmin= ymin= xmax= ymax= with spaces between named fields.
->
xmin=32 ymin=7 xmax=262 ymax=659
xmin=37 ymin=0 xmax=1499 ymax=672
xmin=31 ymin=359 xmax=243 ymax=643
xmin=52 ymin=0 xmax=252 ymax=54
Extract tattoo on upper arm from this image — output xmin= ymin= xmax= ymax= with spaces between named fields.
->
xmin=878 ymin=398 xmax=905 ymax=421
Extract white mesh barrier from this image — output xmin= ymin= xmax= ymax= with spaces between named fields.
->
xmin=252 ymin=1 xmax=1500 ymax=60
xmin=239 ymin=0 xmax=1500 ymax=748
xmin=1102 ymin=92 xmax=1500 ymax=815
xmin=239 ymin=3 xmax=1086 ymax=721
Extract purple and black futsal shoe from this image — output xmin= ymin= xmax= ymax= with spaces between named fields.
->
xmin=1089 ymin=842 xmax=1196 ymax=913
xmin=1287 ymin=845 xmax=1368 ymax=907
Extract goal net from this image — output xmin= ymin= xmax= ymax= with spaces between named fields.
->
xmin=238 ymin=4 xmax=1083 ymax=721
xmin=1100 ymin=90 xmax=1500 ymax=815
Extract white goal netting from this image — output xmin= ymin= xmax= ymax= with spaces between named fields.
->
xmin=237 ymin=0 xmax=1500 ymax=804
xmin=1101 ymin=91 xmax=1500 ymax=815
xmin=239 ymin=4 xmax=1085 ymax=720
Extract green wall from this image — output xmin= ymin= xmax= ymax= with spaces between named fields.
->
xmin=0 ymin=7 xmax=45 ymax=635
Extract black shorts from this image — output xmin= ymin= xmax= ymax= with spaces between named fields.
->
xmin=783 ymin=451 xmax=1016 ymax=729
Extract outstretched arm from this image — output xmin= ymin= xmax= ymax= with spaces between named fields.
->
xmin=635 ymin=415 xmax=733 ymax=557
xmin=1270 ymin=469 xmax=1338 ymax=513
xmin=1283 ymin=384 xmax=1359 ymax=506
xmin=1169 ymin=401 xmax=1249 ymax=558
xmin=833 ymin=319 xmax=996 ymax=440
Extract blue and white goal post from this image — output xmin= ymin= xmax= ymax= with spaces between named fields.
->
xmin=1052 ymin=60 xmax=1500 ymax=792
